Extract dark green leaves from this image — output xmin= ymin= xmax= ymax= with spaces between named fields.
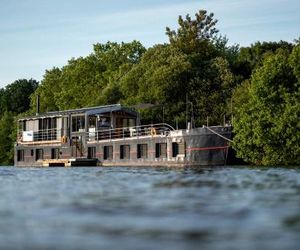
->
xmin=233 ymin=45 xmax=300 ymax=165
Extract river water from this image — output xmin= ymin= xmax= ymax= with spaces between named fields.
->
xmin=0 ymin=166 xmax=299 ymax=250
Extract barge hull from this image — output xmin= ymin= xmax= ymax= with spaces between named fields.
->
xmin=15 ymin=126 xmax=231 ymax=167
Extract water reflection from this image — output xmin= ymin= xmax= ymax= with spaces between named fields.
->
xmin=0 ymin=166 xmax=299 ymax=250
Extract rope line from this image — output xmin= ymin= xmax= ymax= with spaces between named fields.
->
xmin=204 ymin=126 xmax=234 ymax=143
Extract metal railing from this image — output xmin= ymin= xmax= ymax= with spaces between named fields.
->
xmin=17 ymin=128 xmax=64 ymax=143
xmin=87 ymin=123 xmax=175 ymax=142
xmin=17 ymin=123 xmax=175 ymax=143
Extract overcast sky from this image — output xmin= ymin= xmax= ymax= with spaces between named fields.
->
xmin=0 ymin=0 xmax=299 ymax=87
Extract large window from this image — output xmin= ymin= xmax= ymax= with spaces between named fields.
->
xmin=155 ymin=143 xmax=167 ymax=158
xmin=38 ymin=118 xmax=57 ymax=140
xmin=18 ymin=121 xmax=27 ymax=132
xmin=39 ymin=118 xmax=57 ymax=132
xmin=36 ymin=149 xmax=44 ymax=161
xmin=17 ymin=150 xmax=24 ymax=162
xmin=51 ymin=148 xmax=60 ymax=159
xmin=122 ymin=118 xmax=136 ymax=128
xmin=72 ymin=116 xmax=85 ymax=132
xmin=88 ymin=147 xmax=96 ymax=159
xmin=172 ymin=143 xmax=178 ymax=157
xmin=103 ymin=146 xmax=113 ymax=160
xmin=172 ymin=142 xmax=185 ymax=157
xmin=120 ymin=145 xmax=130 ymax=159
xmin=89 ymin=116 xmax=96 ymax=128
xmin=98 ymin=117 xmax=111 ymax=129
xmin=137 ymin=144 xmax=148 ymax=159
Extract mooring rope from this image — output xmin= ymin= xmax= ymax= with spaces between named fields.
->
xmin=204 ymin=126 xmax=234 ymax=143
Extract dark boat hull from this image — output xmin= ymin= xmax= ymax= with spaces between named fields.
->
xmin=15 ymin=126 xmax=232 ymax=167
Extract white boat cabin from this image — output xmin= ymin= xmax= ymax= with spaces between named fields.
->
xmin=17 ymin=104 xmax=139 ymax=143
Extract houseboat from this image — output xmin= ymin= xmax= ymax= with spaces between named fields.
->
xmin=14 ymin=104 xmax=232 ymax=167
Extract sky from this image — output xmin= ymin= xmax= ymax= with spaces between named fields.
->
xmin=0 ymin=0 xmax=299 ymax=88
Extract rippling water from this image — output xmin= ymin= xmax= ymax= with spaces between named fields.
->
xmin=0 ymin=166 xmax=300 ymax=250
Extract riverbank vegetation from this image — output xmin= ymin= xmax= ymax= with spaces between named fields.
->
xmin=0 ymin=10 xmax=299 ymax=166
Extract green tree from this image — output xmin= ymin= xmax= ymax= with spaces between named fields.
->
xmin=31 ymin=68 xmax=61 ymax=113
xmin=165 ymin=10 xmax=236 ymax=126
xmin=54 ymin=55 xmax=104 ymax=109
xmin=231 ymin=79 xmax=251 ymax=116
xmin=0 ymin=79 xmax=38 ymax=115
xmin=189 ymin=56 xmax=234 ymax=125
xmin=235 ymin=41 xmax=294 ymax=81
xmin=166 ymin=10 xmax=218 ymax=54
xmin=0 ymin=112 xmax=15 ymax=165
xmin=233 ymin=46 xmax=300 ymax=165
xmin=31 ymin=41 xmax=146 ymax=111
xmin=120 ymin=44 xmax=190 ymax=125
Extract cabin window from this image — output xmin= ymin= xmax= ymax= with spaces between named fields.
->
xmin=19 ymin=120 xmax=26 ymax=132
xmin=51 ymin=148 xmax=60 ymax=159
xmin=89 ymin=116 xmax=96 ymax=128
xmin=172 ymin=142 xmax=185 ymax=157
xmin=17 ymin=150 xmax=24 ymax=162
xmin=172 ymin=143 xmax=178 ymax=157
xmin=103 ymin=146 xmax=113 ymax=160
xmin=155 ymin=143 xmax=167 ymax=158
xmin=62 ymin=117 xmax=69 ymax=136
xmin=39 ymin=118 xmax=57 ymax=130
xmin=120 ymin=145 xmax=130 ymax=159
xmin=98 ymin=117 xmax=111 ymax=129
xmin=122 ymin=118 xmax=135 ymax=128
xmin=137 ymin=144 xmax=148 ymax=159
xmin=35 ymin=149 xmax=44 ymax=161
xmin=88 ymin=147 xmax=96 ymax=159
xmin=72 ymin=116 xmax=85 ymax=132
xmin=38 ymin=118 xmax=57 ymax=141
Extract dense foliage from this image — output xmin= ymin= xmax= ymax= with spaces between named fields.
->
xmin=0 ymin=79 xmax=38 ymax=165
xmin=30 ymin=41 xmax=146 ymax=112
xmin=0 ymin=9 xmax=298 ymax=165
xmin=233 ymin=46 xmax=300 ymax=165
xmin=0 ymin=79 xmax=38 ymax=115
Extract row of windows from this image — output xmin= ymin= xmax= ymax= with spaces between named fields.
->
xmin=98 ymin=142 xmax=183 ymax=160
xmin=100 ymin=143 xmax=166 ymax=160
xmin=72 ymin=115 xmax=136 ymax=132
xmin=17 ymin=148 xmax=61 ymax=162
xmin=17 ymin=142 xmax=184 ymax=162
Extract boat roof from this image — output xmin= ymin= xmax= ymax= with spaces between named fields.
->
xmin=19 ymin=104 xmax=138 ymax=121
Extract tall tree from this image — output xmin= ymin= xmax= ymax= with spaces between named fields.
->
xmin=31 ymin=68 xmax=61 ymax=113
xmin=31 ymin=41 xmax=146 ymax=111
xmin=166 ymin=10 xmax=218 ymax=54
xmin=54 ymin=55 xmax=104 ymax=110
xmin=166 ymin=10 xmax=235 ymax=125
xmin=0 ymin=112 xmax=15 ymax=165
xmin=1 ymin=79 xmax=38 ymax=115
xmin=235 ymin=41 xmax=294 ymax=81
xmin=233 ymin=46 xmax=300 ymax=165
xmin=120 ymin=44 xmax=190 ymax=125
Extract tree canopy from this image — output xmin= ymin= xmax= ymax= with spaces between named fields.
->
xmin=0 ymin=79 xmax=38 ymax=165
xmin=30 ymin=41 xmax=146 ymax=112
xmin=233 ymin=46 xmax=300 ymax=165
xmin=0 ymin=79 xmax=38 ymax=115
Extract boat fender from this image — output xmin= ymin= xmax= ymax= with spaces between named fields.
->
xmin=61 ymin=136 xmax=68 ymax=143
xmin=150 ymin=127 xmax=156 ymax=136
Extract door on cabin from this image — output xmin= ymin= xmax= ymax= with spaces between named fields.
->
xmin=116 ymin=118 xmax=123 ymax=138
xmin=71 ymin=136 xmax=84 ymax=157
